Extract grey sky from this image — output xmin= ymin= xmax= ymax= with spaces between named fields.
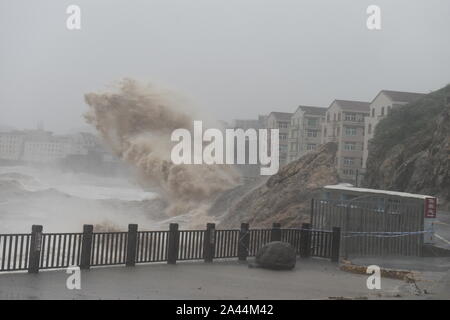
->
xmin=1 ymin=0 xmax=449 ymax=133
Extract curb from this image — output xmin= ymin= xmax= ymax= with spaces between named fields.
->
xmin=339 ymin=260 xmax=419 ymax=282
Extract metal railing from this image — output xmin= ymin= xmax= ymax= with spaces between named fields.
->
xmin=0 ymin=222 xmax=341 ymax=273
xmin=0 ymin=234 xmax=31 ymax=271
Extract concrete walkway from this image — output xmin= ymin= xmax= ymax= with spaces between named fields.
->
xmin=0 ymin=258 xmax=427 ymax=300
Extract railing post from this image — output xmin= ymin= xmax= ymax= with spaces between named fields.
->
xmin=300 ymin=223 xmax=311 ymax=258
xmin=167 ymin=223 xmax=179 ymax=264
xmin=80 ymin=224 xmax=93 ymax=270
xmin=126 ymin=224 xmax=138 ymax=267
xmin=238 ymin=223 xmax=250 ymax=261
xmin=331 ymin=227 xmax=341 ymax=263
xmin=28 ymin=225 xmax=43 ymax=274
xmin=203 ymin=223 xmax=215 ymax=263
xmin=270 ymin=223 xmax=281 ymax=242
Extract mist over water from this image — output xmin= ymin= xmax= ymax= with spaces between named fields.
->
xmin=84 ymin=79 xmax=240 ymax=222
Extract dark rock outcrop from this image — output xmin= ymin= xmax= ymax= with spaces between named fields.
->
xmin=250 ymin=241 xmax=297 ymax=270
xmin=213 ymin=142 xmax=340 ymax=228
xmin=364 ymin=84 xmax=450 ymax=210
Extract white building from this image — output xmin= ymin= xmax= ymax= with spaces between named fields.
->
xmin=362 ymin=90 xmax=424 ymax=168
xmin=287 ymin=105 xmax=326 ymax=162
xmin=0 ymin=131 xmax=26 ymax=160
xmin=0 ymin=129 xmax=99 ymax=163
xmin=22 ymin=137 xmax=73 ymax=163
xmin=321 ymin=100 xmax=370 ymax=182
xmin=266 ymin=112 xmax=293 ymax=166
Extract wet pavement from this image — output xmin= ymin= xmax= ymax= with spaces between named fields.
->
xmin=0 ymin=258 xmax=417 ymax=300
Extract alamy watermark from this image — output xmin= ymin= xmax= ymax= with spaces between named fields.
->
xmin=366 ymin=265 xmax=381 ymax=290
xmin=65 ymin=4 xmax=380 ymax=31
xmin=66 ymin=266 xmax=81 ymax=290
xmin=171 ymin=121 xmax=280 ymax=175
xmin=367 ymin=5 xmax=382 ymax=30
xmin=66 ymin=5 xmax=81 ymax=30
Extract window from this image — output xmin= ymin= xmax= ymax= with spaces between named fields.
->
xmin=333 ymin=113 xmax=337 ymax=121
xmin=277 ymin=121 xmax=288 ymax=128
xmin=343 ymin=157 xmax=354 ymax=166
xmin=327 ymin=113 xmax=330 ymax=122
xmin=307 ymin=118 xmax=318 ymax=127
xmin=381 ymin=107 xmax=385 ymax=116
xmin=338 ymin=113 xmax=341 ymax=121
xmin=372 ymin=108 xmax=375 ymax=117
xmin=387 ymin=106 xmax=392 ymax=114
xmin=306 ymin=144 xmax=316 ymax=151
xmin=307 ymin=130 xmax=318 ymax=137
xmin=368 ymin=124 xmax=372 ymax=134
xmin=279 ymin=133 xmax=287 ymax=140
xmin=345 ymin=113 xmax=357 ymax=121
xmin=342 ymin=169 xmax=354 ymax=176
xmin=344 ymin=142 xmax=357 ymax=151
xmin=345 ymin=127 xmax=357 ymax=136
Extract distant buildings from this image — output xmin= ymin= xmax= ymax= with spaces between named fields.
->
xmin=0 ymin=128 xmax=126 ymax=175
xmin=227 ymin=88 xmax=425 ymax=182
xmin=0 ymin=131 xmax=26 ymax=160
xmin=362 ymin=90 xmax=425 ymax=169
xmin=288 ymin=105 xmax=326 ymax=162
xmin=0 ymin=129 xmax=100 ymax=163
xmin=266 ymin=112 xmax=293 ymax=166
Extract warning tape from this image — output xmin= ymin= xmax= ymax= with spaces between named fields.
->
xmin=343 ymin=230 xmax=433 ymax=238
xmin=235 ymin=228 xmax=435 ymax=249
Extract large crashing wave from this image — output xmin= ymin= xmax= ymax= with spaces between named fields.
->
xmin=84 ymin=79 xmax=240 ymax=219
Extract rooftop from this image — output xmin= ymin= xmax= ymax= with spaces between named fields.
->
xmin=333 ymin=100 xmax=371 ymax=112
xmin=296 ymin=105 xmax=327 ymax=116
xmin=268 ymin=112 xmax=293 ymax=120
xmin=379 ymin=90 xmax=425 ymax=104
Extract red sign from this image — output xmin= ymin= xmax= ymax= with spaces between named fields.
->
xmin=424 ymin=197 xmax=437 ymax=218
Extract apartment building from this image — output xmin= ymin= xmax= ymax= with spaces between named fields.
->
xmin=287 ymin=105 xmax=326 ymax=162
xmin=228 ymin=117 xmax=267 ymax=179
xmin=0 ymin=131 xmax=27 ymax=160
xmin=321 ymin=100 xmax=370 ymax=182
xmin=362 ymin=90 xmax=425 ymax=168
xmin=266 ymin=112 xmax=293 ymax=166
xmin=22 ymin=136 xmax=76 ymax=163
xmin=0 ymin=129 xmax=99 ymax=163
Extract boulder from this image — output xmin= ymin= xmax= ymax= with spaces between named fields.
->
xmin=250 ymin=241 xmax=297 ymax=270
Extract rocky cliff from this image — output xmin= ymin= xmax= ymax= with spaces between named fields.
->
xmin=212 ymin=142 xmax=340 ymax=228
xmin=364 ymin=84 xmax=450 ymax=210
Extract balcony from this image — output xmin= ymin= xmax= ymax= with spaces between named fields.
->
xmin=325 ymin=136 xmax=338 ymax=142
xmin=342 ymin=119 xmax=365 ymax=126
